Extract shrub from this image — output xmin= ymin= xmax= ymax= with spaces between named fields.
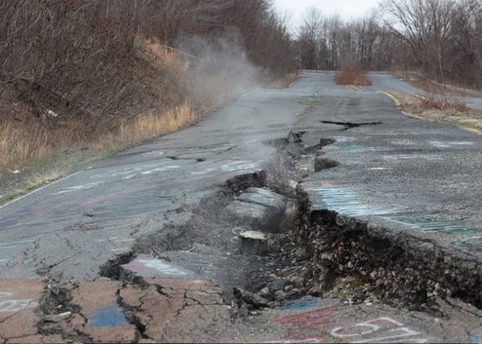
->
xmin=336 ymin=65 xmax=372 ymax=86
xmin=421 ymin=95 xmax=469 ymax=113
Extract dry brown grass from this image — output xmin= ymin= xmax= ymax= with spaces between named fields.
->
xmin=0 ymin=103 xmax=196 ymax=172
xmin=336 ymin=66 xmax=372 ymax=86
xmin=392 ymin=91 xmax=471 ymax=113
xmin=0 ymin=121 xmax=51 ymax=170
xmin=421 ymin=95 xmax=469 ymax=112
xmin=391 ymin=91 xmax=482 ymax=134
xmin=116 ymin=103 xmax=195 ymax=145
xmin=0 ymin=34 xmax=198 ymax=175
xmin=394 ymin=71 xmax=480 ymax=98
xmin=0 ymin=120 xmax=89 ymax=171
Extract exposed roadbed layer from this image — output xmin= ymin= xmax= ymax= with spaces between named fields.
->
xmin=296 ymin=194 xmax=482 ymax=309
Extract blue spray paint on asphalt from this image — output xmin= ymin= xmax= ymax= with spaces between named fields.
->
xmin=89 ymin=306 xmax=128 ymax=328
xmin=280 ymin=300 xmax=321 ymax=312
xmin=472 ymin=333 xmax=482 ymax=344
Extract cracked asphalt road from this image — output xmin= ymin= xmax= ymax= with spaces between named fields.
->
xmin=297 ymin=72 xmax=482 ymax=260
xmin=0 ymin=88 xmax=297 ymax=280
xmin=0 ymin=71 xmax=481 ymax=342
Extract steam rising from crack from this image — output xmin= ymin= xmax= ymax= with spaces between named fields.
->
xmin=179 ymin=32 xmax=261 ymax=108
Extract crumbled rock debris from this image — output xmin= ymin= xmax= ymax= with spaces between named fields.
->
xmin=294 ymin=186 xmax=482 ymax=312
xmin=237 ymin=132 xmax=481 ymax=315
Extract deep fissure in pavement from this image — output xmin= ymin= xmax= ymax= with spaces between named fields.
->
xmin=111 ymin=132 xmax=480 ymax=313
xmin=37 ymin=281 xmax=93 ymax=343
xmin=36 ymin=130 xmax=481 ymax=341
xmin=115 ymin=287 xmax=148 ymax=342
xmin=295 ymin=199 xmax=482 ymax=311
xmin=320 ymin=120 xmax=383 ymax=130
xmin=291 ymin=136 xmax=482 ymax=312
xmin=88 ymin=133 xmax=314 ymax=318
xmin=231 ymin=132 xmax=482 ymax=314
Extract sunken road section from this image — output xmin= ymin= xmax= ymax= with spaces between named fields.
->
xmin=294 ymin=134 xmax=481 ymax=312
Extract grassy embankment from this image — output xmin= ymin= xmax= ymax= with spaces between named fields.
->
xmin=384 ymin=72 xmax=482 ymax=134
xmin=0 ymin=39 xmax=197 ymax=203
xmin=389 ymin=91 xmax=482 ymax=134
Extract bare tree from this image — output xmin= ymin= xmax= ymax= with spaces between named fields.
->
xmin=297 ymin=12 xmax=391 ymax=72
xmin=0 ymin=0 xmax=298 ymax=126
xmin=446 ymin=0 xmax=482 ymax=86
xmin=298 ymin=7 xmax=324 ymax=70
xmin=384 ymin=0 xmax=455 ymax=81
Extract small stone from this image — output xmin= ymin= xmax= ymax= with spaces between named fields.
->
xmin=259 ymin=287 xmax=270 ymax=297
xmin=278 ymin=236 xmax=291 ymax=246
xmin=274 ymin=290 xmax=286 ymax=301
xmin=270 ymin=279 xmax=285 ymax=292
xmin=268 ymin=301 xmax=280 ymax=308
xmin=43 ymin=311 xmax=72 ymax=323
xmin=239 ymin=303 xmax=249 ymax=317
xmin=239 ymin=231 xmax=268 ymax=256
xmin=288 ymin=275 xmax=304 ymax=286
xmin=234 ymin=287 xmax=268 ymax=308
xmin=268 ymin=240 xmax=281 ymax=253
xmin=295 ymin=247 xmax=307 ymax=258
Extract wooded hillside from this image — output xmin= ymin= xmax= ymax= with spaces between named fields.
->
xmin=0 ymin=0 xmax=296 ymax=171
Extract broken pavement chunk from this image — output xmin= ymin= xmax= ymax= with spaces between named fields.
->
xmin=239 ymin=187 xmax=287 ymax=215
xmin=43 ymin=311 xmax=72 ymax=323
xmin=223 ymin=201 xmax=273 ymax=230
xmin=239 ymin=230 xmax=268 ymax=255
xmin=223 ymin=188 xmax=286 ymax=233
xmin=233 ymin=287 xmax=268 ymax=309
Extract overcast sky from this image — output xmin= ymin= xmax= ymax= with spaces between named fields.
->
xmin=273 ymin=0 xmax=381 ymax=30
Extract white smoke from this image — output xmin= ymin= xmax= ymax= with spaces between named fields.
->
xmin=178 ymin=30 xmax=262 ymax=109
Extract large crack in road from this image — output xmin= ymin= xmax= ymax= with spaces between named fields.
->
xmin=0 ymin=71 xmax=481 ymax=342
xmin=33 ymin=130 xmax=482 ymax=342
xmin=320 ymin=120 xmax=383 ymax=130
